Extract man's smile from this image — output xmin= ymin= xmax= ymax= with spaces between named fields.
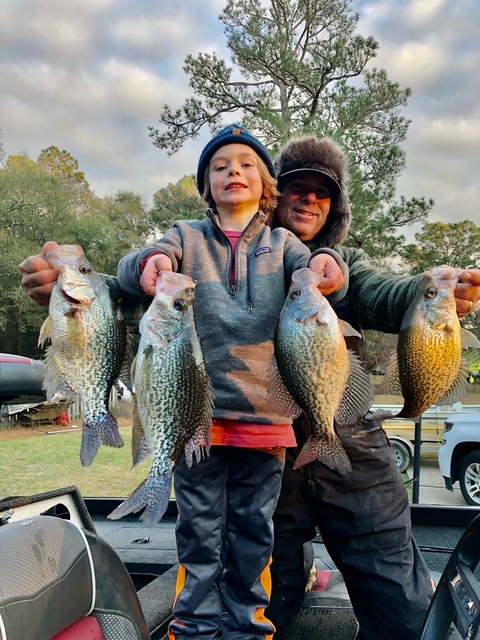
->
xmin=293 ymin=208 xmax=317 ymax=218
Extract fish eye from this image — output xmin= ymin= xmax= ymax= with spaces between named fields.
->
xmin=425 ymin=287 xmax=437 ymax=299
xmin=79 ymin=265 xmax=92 ymax=275
xmin=289 ymin=289 xmax=301 ymax=300
xmin=174 ymin=298 xmax=187 ymax=311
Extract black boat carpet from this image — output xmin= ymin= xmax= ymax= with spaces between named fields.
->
xmin=274 ymin=596 xmax=358 ymax=640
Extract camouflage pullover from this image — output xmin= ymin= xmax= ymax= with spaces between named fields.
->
xmin=116 ymin=210 xmax=348 ymax=425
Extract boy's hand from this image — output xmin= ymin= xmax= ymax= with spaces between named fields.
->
xmin=19 ymin=241 xmax=61 ymax=306
xmin=309 ymin=254 xmax=344 ymax=295
xmin=140 ymin=254 xmax=174 ymax=296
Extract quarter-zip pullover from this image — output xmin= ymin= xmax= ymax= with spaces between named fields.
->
xmin=117 ymin=210 xmax=348 ymax=426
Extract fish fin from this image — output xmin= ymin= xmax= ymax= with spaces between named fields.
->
xmin=338 ymin=319 xmax=362 ymax=339
xmin=38 ymin=315 xmax=53 ymax=348
xmin=183 ymin=376 xmax=213 ymax=467
xmin=130 ymin=353 xmax=138 ymax=390
xmin=117 ymin=332 xmax=135 ymax=393
xmin=335 ymin=351 xmax=376 ymax=425
xmin=131 ymin=394 xmax=151 ymax=466
xmin=80 ymin=412 xmax=124 ymax=467
xmin=108 ymin=471 xmax=173 ymax=526
xmin=364 ymin=408 xmax=398 ymax=422
xmin=461 ymin=327 xmax=480 ymax=349
xmin=185 ymin=421 xmax=212 ymax=467
xmin=143 ymin=343 xmax=154 ymax=357
xmin=42 ymin=347 xmax=72 ymax=401
xmin=435 ymin=361 xmax=470 ymax=407
xmin=293 ymin=435 xmax=351 ymax=474
xmin=375 ymin=352 xmax=402 ymax=396
xmin=267 ymin=355 xmax=303 ymax=418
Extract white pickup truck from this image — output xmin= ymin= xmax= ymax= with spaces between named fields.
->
xmin=374 ymin=402 xmax=480 ymax=473
xmin=438 ymin=410 xmax=480 ymax=505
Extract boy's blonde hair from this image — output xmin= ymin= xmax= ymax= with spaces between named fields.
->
xmin=202 ymin=153 xmax=279 ymax=219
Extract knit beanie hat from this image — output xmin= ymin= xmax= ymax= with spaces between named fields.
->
xmin=196 ymin=124 xmax=276 ymax=196
xmin=274 ymin=136 xmax=351 ymax=248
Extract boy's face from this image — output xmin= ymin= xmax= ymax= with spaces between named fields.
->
xmin=276 ymin=172 xmax=332 ymax=242
xmin=209 ymin=144 xmax=264 ymax=217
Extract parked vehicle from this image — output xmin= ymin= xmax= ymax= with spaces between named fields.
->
xmin=376 ymin=403 xmax=480 ymax=473
xmin=0 ymin=353 xmax=46 ymax=405
xmin=438 ymin=410 xmax=480 ymax=506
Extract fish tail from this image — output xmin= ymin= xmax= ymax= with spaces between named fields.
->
xmin=107 ymin=473 xmax=172 ymax=526
xmin=293 ymin=436 xmax=352 ymax=474
xmin=80 ymin=412 xmax=124 ymax=467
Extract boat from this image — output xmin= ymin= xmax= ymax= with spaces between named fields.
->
xmin=0 ymin=353 xmax=46 ymax=404
xmin=1 ymin=486 xmax=480 ymax=639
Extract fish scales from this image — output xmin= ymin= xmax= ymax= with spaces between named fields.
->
xmin=109 ymin=271 xmax=212 ymax=526
xmin=270 ymin=268 xmax=374 ymax=474
xmin=40 ymin=245 xmax=128 ymax=466
xmin=276 ymin=308 xmax=349 ymax=440
xmin=375 ymin=265 xmax=480 ymax=421
xmin=398 ymin=313 xmax=462 ymax=418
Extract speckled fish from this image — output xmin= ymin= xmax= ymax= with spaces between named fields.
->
xmin=108 ymin=271 xmax=213 ymax=526
xmin=39 ymin=245 xmax=129 ymax=467
xmin=374 ymin=266 xmax=480 ymax=421
xmin=268 ymin=268 xmax=375 ymax=474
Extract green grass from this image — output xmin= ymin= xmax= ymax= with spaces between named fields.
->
xmin=0 ymin=426 xmax=156 ymax=499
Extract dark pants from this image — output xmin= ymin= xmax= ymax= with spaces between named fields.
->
xmin=169 ymin=446 xmax=285 ymax=639
xmin=266 ymin=421 xmax=433 ymax=640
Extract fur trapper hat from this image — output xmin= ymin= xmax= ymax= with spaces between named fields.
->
xmin=275 ymin=136 xmax=351 ymax=248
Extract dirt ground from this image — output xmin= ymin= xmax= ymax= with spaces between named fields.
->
xmin=0 ymin=417 xmax=132 ymax=441
xmin=2 ymin=387 xmax=480 ymax=442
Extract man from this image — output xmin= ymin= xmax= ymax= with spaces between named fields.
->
xmin=19 ymin=135 xmax=480 ymax=640
xmin=265 ymin=134 xmax=480 ymax=640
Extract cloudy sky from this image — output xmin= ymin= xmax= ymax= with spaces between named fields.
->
xmin=1 ymin=0 xmax=479 ymax=240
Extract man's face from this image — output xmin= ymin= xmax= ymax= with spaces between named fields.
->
xmin=276 ymin=172 xmax=332 ymax=241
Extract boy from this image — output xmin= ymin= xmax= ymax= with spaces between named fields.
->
xmin=117 ymin=124 xmax=347 ymax=639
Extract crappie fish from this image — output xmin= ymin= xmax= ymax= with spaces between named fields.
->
xmin=39 ymin=245 xmax=129 ymax=467
xmin=108 ymin=271 xmax=213 ymax=526
xmin=374 ymin=266 xmax=480 ymax=421
xmin=269 ymin=268 xmax=375 ymax=474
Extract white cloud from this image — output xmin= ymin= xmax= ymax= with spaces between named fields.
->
xmin=409 ymin=0 xmax=447 ymax=22
xmin=385 ymin=42 xmax=446 ymax=89
xmin=1 ymin=0 xmax=479 ymax=229
xmin=423 ymin=118 xmax=480 ymax=151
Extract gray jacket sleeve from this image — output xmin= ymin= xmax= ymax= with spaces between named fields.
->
xmin=336 ymin=245 xmax=423 ymax=333
xmin=117 ymin=228 xmax=184 ymax=299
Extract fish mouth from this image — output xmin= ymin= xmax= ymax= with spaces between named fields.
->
xmin=61 ymin=290 xmax=94 ymax=308
xmin=290 ymin=304 xmax=319 ymax=324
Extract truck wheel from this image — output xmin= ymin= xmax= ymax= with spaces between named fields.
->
xmin=391 ymin=440 xmax=411 ymax=473
xmin=459 ymin=452 xmax=480 ymax=506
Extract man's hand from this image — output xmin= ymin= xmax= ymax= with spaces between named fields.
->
xmin=309 ymin=253 xmax=344 ymax=295
xmin=18 ymin=241 xmax=61 ymax=306
xmin=140 ymin=254 xmax=174 ymax=296
xmin=455 ymin=269 xmax=480 ymax=318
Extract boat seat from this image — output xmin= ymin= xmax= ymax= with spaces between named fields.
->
xmin=420 ymin=513 xmax=480 ymax=640
xmin=0 ymin=515 xmax=150 ymax=640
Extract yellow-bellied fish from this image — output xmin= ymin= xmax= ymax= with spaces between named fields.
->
xmin=374 ymin=266 xmax=480 ymax=421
